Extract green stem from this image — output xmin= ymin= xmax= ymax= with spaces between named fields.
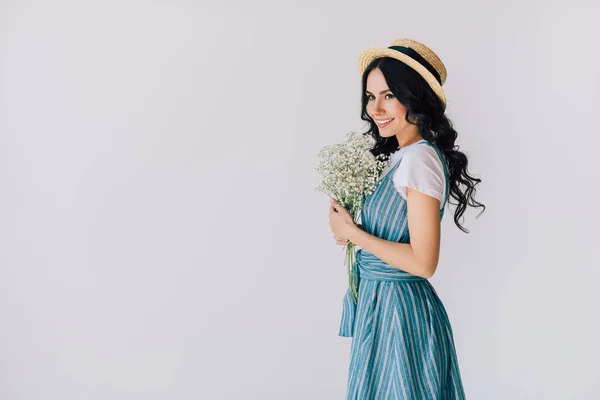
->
xmin=345 ymin=242 xmax=358 ymax=302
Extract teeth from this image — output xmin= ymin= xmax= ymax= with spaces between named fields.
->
xmin=376 ymin=118 xmax=393 ymax=124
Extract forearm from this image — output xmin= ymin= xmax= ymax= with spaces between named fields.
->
xmin=347 ymin=226 xmax=432 ymax=278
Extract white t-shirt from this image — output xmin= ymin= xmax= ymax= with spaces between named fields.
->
xmin=379 ymin=140 xmax=447 ymax=209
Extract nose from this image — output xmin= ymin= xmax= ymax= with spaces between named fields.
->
xmin=369 ymin=98 xmax=385 ymax=117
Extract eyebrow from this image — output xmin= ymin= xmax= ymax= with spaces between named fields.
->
xmin=365 ymin=89 xmax=391 ymax=95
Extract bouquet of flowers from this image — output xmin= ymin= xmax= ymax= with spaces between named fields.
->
xmin=315 ymin=131 xmax=390 ymax=301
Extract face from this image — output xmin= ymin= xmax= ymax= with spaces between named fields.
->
xmin=365 ymin=68 xmax=418 ymax=141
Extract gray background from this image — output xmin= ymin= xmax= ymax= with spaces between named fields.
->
xmin=1 ymin=0 xmax=599 ymax=398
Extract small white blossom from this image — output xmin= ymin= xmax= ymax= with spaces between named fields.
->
xmin=315 ymin=131 xmax=389 ymax=217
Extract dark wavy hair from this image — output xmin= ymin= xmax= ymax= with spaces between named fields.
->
xmin=361 ymin=57 xmax=485 ymax=233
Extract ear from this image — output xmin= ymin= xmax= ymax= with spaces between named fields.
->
xmin=407 ymin=111 xmax=419 ymax=124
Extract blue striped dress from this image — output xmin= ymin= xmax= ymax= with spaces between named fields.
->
xmin=339 ymin=140 xmax=466 ymax=399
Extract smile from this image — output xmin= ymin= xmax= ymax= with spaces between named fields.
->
xmin=375 ymin=118 xmax=394 ymax=128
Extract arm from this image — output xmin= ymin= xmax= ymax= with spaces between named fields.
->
xmin=347 ymin=187 xmax=441 ymax=278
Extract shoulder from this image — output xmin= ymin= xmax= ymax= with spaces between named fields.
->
xmin=402 ymin=141 xmax=443 ymax=166
xmin=391 ymin=141 xmax=447 ymax=206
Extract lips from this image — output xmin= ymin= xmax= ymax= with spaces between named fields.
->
xmin=375 ymin=118 xmax=394 ymax=128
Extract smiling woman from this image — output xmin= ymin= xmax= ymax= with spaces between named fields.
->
xmin=329 ymin=38 xmax=486 ymax=400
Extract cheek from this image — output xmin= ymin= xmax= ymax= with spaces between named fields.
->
xmin=393 ymin=117 xmax=405 ymax=128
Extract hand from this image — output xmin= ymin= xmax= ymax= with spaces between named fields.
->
xmin=334 ymin=235 xmax=349 ymax=246
xmin=329 ymin=197 xmax=357 ymax=243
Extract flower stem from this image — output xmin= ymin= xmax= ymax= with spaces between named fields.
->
xmin=345 ymin=242 xmax=358 ymax=302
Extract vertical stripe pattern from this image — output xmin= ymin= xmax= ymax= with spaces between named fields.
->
xmin=339 ymin=140 xmax=466 ymax=399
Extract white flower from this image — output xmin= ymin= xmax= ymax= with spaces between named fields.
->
xmin=315 ymin=131 xmax=389 ymax=214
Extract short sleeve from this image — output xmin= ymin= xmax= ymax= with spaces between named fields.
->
xmin=391 ymin=144 xmax=446 ymax=207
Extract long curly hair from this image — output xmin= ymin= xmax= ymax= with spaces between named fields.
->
xmin=361 ymin=57 xmax=485 ymax=233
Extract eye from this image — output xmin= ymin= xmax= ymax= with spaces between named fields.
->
xmin=366 ymin=94 xmax=395 ymax=101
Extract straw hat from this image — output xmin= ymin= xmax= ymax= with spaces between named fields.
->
xmin=357 ymin=38 xmax=448 ymax=106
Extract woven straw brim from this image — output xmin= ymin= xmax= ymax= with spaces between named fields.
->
xmin=357 ymin=48 xmax=447 ymax=106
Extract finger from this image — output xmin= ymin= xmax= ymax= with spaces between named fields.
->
xmin=331 ymin=201 xmax=344 ymax=212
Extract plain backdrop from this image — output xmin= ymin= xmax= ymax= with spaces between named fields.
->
xmin=1 ymin=0 xmax=599 ymax=399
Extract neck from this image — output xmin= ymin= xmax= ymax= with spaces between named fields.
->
xmin=396 ymin=132 xmax=423 ymax=148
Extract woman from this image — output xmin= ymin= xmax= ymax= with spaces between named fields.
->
xmin=328 ymin=38 xmax=485 ymax=399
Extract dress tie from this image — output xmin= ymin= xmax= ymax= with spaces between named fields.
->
xmin=339 ymin=248 xmax=427 ymax=337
